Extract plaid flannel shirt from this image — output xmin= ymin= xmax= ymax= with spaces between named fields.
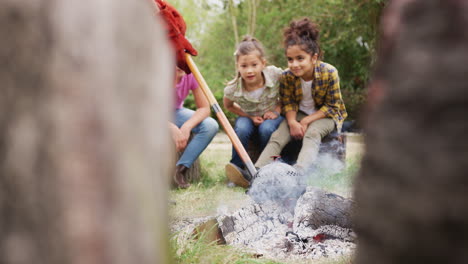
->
xmin=280 ymin=61 xmax=347 ymax=131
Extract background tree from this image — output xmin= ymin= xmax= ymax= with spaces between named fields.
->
xmin=229 ymin=0 xmax=240 ymax=45
xmin=171 ymin=0 xmax=386 ymax=124
xmin=0 ymin=0 xmax=173 ymax=263
xmin=354 ymin=0 xmax=468 ymax=263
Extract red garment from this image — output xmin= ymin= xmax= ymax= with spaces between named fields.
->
xmin=155 ymin=0 xmax=197 ymax=74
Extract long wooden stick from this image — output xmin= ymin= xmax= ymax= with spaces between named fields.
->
xmin=186 ymin=54 xmax=257 ymax=178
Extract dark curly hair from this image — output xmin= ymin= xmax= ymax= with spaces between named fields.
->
xmin=283 ymin=18 xmax=322 ymax=58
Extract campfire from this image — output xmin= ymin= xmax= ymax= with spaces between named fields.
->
xmin=219 ymin=186 xmax=355 ymax=260
xmin=172 ymin=184 xmax=355 ymax=261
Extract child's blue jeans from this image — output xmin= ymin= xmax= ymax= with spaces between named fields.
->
xmin=175 ymin=108 xmax=219 ymax=168
xmin=230 ymin=115 xmax=284 ymax=169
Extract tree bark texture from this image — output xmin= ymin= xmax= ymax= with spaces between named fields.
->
xmin=354 ymin=1 xmax=468 ymax=264
xmin=0 ymin=1 xmax=173 ymax=264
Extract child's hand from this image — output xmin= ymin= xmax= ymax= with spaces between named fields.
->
xmin=289 ymin=120 xmax=305 ymax=139
xmin=250 ymin=116 xmax=264 ymax=126
xmin=263 ymin=111 xmax=279 ymax=120
xmin=299 ymin=119 xmax=310 ymax=132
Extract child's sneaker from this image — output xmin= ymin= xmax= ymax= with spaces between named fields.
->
xmin=225 ymin=163 xmax=250 ymax=188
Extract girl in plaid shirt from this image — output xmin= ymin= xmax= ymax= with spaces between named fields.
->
xmin=223 ymin=36 xmax=284 ymax=187
xmin=255 ymin=18 xmax=347 ymax=172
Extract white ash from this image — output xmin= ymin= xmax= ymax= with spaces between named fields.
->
xmin=282 ymin=232 xmax=355 ymax=259
xmin=217 ymin=200 xmax=293 ymax=247
xmin=217 ymin=193 xmax=355 ymax=260
xmin=170 ymin=187 xmax=355 ymax=260
xmin=282 ymin=225 xmax=356 ymax=259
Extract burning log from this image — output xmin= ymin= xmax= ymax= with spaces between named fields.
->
xmin=294 ymin=187 xmax=354 ymax=230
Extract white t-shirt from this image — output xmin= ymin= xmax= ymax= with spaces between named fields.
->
xmin=299 ymin=78 xmax=316 ymax=115
xmin=245 ymin=87 xmax=266 ymax=100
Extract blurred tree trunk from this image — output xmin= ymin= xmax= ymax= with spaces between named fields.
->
xmin=354 ymin=1 xmax=468 ymax=263
xmin=228 ymin=0 xmax=239 ymax=45
xmin=0 ymin=0 xmax=173 ymax=264
xmin=247 ymin=0 xmax=257 ymax=36
xmin=228 ymin=0 xmax=239 ymax=70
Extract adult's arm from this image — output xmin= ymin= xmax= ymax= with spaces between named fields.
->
xmin=178 ymin=86 xmax=211 ymax=141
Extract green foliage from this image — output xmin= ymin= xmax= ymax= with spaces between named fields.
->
xmin=171 ymin=0 xmax=386 ymax=121
xmin=341 ymin=87 xmax=367 ymax=124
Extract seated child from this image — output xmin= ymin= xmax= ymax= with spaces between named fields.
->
xmin=255 ymin=18 xmax=347 ymax=173
xmin=223 ymin=36 xmax=284 ymax=187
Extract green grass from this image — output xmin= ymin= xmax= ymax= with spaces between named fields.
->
xmin=171 ymin=230 xmax=283 ymax=264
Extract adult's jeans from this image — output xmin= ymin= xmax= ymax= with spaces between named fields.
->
xmin=230 ymin=115 xmax=284 ymax=168
xmin=175 ymin=107 xmax=219 ymax=168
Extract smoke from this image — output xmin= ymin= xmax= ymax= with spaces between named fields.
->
xmin=305 ymin=152 xmax=352 ymax=196
xmin=248 ymin=149 xmax=350 ymax=208
xmin=308 ymin=152 xmax=345 ymax=177
xmin=247 ymin=162 xmax=307 ymax=211
xmin=244 ymin=133 xmax=354 ymax=211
